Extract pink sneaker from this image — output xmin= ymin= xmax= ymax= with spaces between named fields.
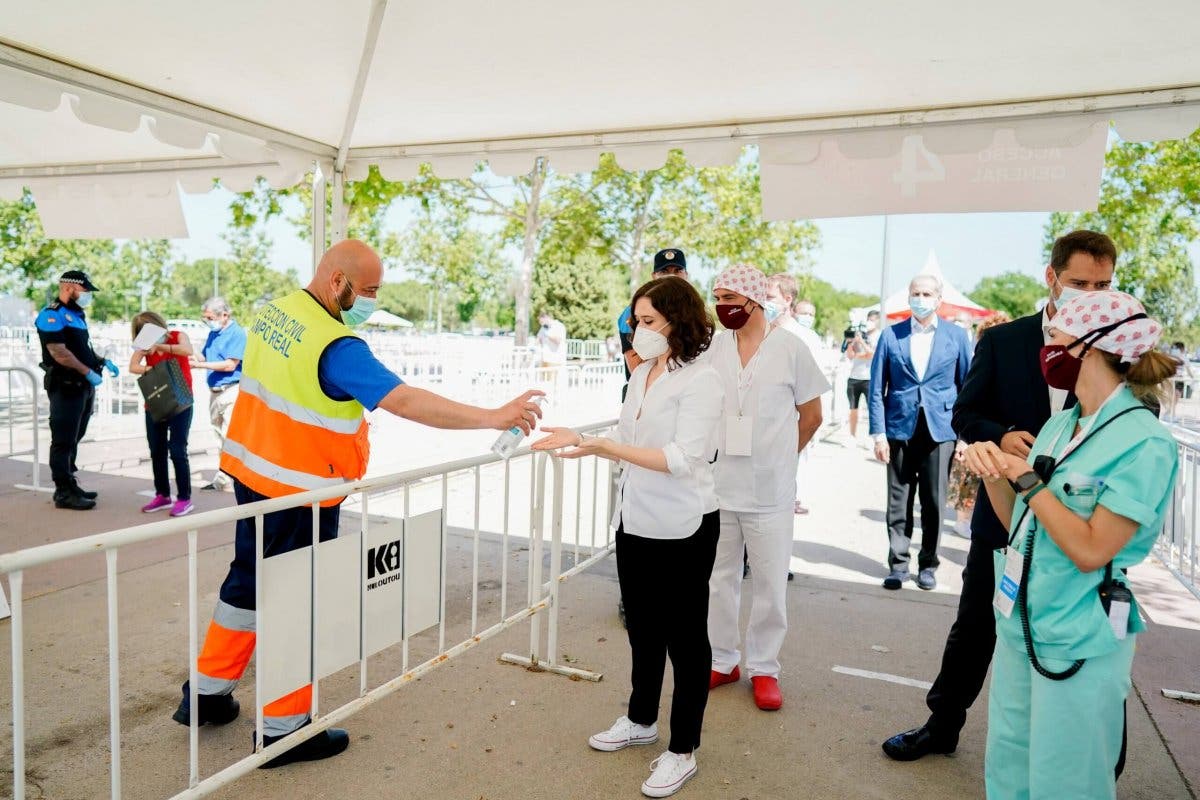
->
xmin=169 ymin=499 xmax=194 ymax=517
xmin=142 ymin=495 xmax=172 ymax=513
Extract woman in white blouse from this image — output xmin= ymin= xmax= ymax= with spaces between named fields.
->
xmin=534 ymin=277 xmax=724 ymax=798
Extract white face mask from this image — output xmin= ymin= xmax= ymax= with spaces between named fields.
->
xmin=796 ymin=314 xmax=815 ymax=329
xmin=1052 ymin=275 xmax=1086 ymax=311
xmin=632 ymin=322 xmax=670 ymax=361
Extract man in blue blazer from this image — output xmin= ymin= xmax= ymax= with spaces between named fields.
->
xmin=868 ymin=274 xmax=971 ymax=591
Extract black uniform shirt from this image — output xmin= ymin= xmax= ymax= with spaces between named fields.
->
xmin=35 ymin=299 xmax=101 ymax=374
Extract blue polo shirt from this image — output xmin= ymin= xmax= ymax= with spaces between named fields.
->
xmin=318 ymin=337 xmax=404 ymax=411
xmin=202 ymin=320 xmax=247 ymax=389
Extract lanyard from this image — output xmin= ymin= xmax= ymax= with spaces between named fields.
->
xmin=731 ymin=330 xmax=772 ymax=415
xmin=1045 ymin=384 xmax=1124 ymax=463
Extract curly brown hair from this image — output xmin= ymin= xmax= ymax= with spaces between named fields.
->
xmin=629 ymin=277 xmax=714 ymax=365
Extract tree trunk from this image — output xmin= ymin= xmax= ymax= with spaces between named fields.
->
xmin=628 ymin=201 xmax=650 ymax=294
xmin=514 ymin=159 xmax=545 ymax=347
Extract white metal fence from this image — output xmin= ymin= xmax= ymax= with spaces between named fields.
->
xmin=0 ymin=366 xmax=44 ymax=490
xmin=0 ymin=420 xmax=619 ymax=799
xmin=1161 ymin=425 xmax=1200 ymax=601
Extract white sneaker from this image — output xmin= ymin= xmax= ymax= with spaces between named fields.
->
xmin=641 ymin=751 xmax=697 ymax=797
xmin=588 ymin=715 xmax=658 ymax=752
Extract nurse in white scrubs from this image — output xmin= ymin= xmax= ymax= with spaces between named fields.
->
xmin=704 ymin=265 xmax=829 ymax=710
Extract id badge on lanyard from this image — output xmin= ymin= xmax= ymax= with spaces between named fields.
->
xmin=725 ymin=335 xmax=760 ymax=457
xmin=994 ymin=545 xmax=1023 ymax=619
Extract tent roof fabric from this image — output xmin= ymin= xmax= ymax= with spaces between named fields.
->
xmin=2 ymin=0 xmax=1199 ymax=236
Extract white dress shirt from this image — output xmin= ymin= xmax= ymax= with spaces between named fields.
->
xmin=1042 ymin=307 xmax=1069 ymax=414
xmin=610 ymin=358 xmax=724 ymax=539
xmin=703 ymin=330 xmax=831 ymax=512
xmin=909 ymin=314 xmax=938 ymax=382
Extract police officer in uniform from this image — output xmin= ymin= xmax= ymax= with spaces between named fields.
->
xmin=35 ymin=270 xmax=119 ymax=510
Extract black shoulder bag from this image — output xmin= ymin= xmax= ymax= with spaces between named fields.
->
xmin=138 ymin=359 xmax=194 ymax=422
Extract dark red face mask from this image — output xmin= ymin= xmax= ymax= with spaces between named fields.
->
xmin=716 ymin=301 xmax=752 ymax=330
xmin=1039 ymin=344 xmax=1083 ymax=390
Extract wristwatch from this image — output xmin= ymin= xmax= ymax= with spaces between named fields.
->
xmin=1010 ymin=471 xmax=1042 ymax=494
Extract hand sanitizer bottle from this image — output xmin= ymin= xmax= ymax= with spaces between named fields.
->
xmin=490 ymin=396 xmax=547 ymax=459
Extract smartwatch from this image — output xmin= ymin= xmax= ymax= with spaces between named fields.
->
xmin=1010 ymin=471 xmax=1042 ymax=494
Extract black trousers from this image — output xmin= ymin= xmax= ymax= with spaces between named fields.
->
xmin=48 ymin=384 xmax=94 ymax=490
xmin=616 ymin=511 xmax=719 ymax=754
xmin=145 ymin=408 xmax=193 ymax=500
xmin=924 ymin=533 xmax=1129 ymax=777
xmin=886 ymin=411 xmax=953 ymax=571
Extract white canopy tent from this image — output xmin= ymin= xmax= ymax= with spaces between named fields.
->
xmin=362 ymin=308 xmax=412 ymax=328
xmin=852 ymin=250 xmax=993 ymax=323
xmin=1 ymin=0 xmax=1199 ymax=247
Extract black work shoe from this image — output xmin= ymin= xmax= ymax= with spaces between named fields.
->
xmin=258 ymin=726 xmax=350 ymax=769
xmin=882 ymin=569 xmax=908 ymax=590
xmin=72 ymin=483 xmax=98 ymax=500
xmin=55 ymin=491 xmax=95 ymax=511
xmin=917 ymin=568 xmax=937 ymax=591
xmin=172 ymin=681 xmax=240 ymax=726
xmin=882 ymin=725 xmax=957 ymax=761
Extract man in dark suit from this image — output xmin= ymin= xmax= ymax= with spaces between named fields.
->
xmin=882 ymin=229 xmax=1118 ymax=762
xmin=869 ymin=274 xmax=972 ymax=591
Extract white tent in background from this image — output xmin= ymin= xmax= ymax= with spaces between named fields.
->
xmin=363 ymin=308 xmax=412 ymax=328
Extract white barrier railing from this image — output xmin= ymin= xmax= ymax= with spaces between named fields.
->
xmin=0 ymin=419 xmax=619 ymax=799
xmin=566 ymin=339 xmax=607 ymax=362
xmin=1162 ymin=425 xmax=1200 ymax=601
xmin=0 ymin=366 xmax=44 ymax=491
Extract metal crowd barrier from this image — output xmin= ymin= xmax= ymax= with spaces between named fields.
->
xmin=1162 ymin=425 xmax=1200 ymax=601
xmin=0 ymin=419 xmax=619 ymax=799
xmin=0 ymin=366 xmax=44 ymax=491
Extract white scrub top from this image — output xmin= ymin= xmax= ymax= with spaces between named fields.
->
xmin=704 ymin=330 xmax=831 ymax=512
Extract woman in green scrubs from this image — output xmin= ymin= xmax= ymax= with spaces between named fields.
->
xmin=963 ymin=291 xmax=1179 ymax=800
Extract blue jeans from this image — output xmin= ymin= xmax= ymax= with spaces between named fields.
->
xmin=145 ymin=407 xmax=193 ymax=500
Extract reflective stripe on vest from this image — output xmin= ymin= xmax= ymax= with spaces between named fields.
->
xmin=220 ymin=290 xmax=369 ymax=503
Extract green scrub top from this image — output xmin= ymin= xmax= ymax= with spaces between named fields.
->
xmin=996 ymin=385 xmax=1179 ymax=661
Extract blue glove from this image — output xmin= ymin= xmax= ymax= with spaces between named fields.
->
xmin=86 ymin=371 xmax=103 ymax=388
xmin=104 ymin=359 xmax=119 ymax=378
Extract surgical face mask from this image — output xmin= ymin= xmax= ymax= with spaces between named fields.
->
xmin=763 ymin=302 xmax=783 ymax=324
xmin=205 ymin=318 xmax=222 ymax=332
xmin=1052 ymin=275 xmax=1087 ymax=311
xmin=632 ymin=322 xmax=670 ymax=361
xmin=796 ymin=314 xmax=815 ymax=329
xmin=909 ymin=296 xmax=938 ymax=320
xmin=76 ymin=290 xmax=93 ymax=309
xmin=340 ymin=279 xmax=377 ymax=327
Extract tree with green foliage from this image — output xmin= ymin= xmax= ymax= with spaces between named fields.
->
xmin=968 ymin=272 xmax=1047 ymax=319
xmin=1046 ymin=129 xmax=1200 ymax=342
xmin=532 ymin=251 xmax=627 ymax=340
xmin=795 ymin=275 xmax=876 ymax=338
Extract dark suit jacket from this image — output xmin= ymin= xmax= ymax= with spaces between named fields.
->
xmin=952 ymin=312 xmax=1074 ymax=548
xmin=868 ymin=318 xmax=972 ymax=443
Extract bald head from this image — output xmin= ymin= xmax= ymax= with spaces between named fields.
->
xmin=308 ymin=239 xmax=384 ymax=319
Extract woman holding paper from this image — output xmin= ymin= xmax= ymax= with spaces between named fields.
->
xmin=962 ymin=291 xmax=1178 ymax=800
xmin=129 ymin=311 xmax=196 ymax=517
xmin=533 ymin=276 xmax=723 ymax=798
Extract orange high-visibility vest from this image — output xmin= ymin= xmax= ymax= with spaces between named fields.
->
xmin=219 ymin=290 xmax=369 ymax=506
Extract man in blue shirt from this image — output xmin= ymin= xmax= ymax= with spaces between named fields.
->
xmin=191 ymin=297 xmax=246 ymax=491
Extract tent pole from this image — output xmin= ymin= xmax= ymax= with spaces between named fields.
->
xmin=879 ymin=215 xmax=890 ymax=316
xmin=331 ymin=170 xmax=345 ymax=245
xmin=312 ymin=164 xmax=327 ymax=279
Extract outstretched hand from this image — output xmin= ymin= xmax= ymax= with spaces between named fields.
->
xmin=491 ymin=390 xmax=545 ymax=435
xmin=531 ymin=427 xmax=609 ymax=459
xmin=964 ymin=441 xmax=1030 ymax=483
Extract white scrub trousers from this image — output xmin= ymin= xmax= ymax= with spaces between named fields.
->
xmin=708 ymin=508 xmax=794 ymax=678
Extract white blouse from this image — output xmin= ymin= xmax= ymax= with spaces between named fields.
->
xmin=610 ymin=357 xmax=724 ymax=539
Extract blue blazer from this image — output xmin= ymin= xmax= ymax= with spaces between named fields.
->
xmin=868 ymin=318 xmax=972 ymax=443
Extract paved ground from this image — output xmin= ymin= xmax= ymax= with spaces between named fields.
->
xmin=0 ymin=414 xmax=1197 ymax=799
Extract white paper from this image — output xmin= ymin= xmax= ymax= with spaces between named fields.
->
xmin=1108 ymin=600 xmax=1131 ymax=641
xmin=133 ymin=322 xmax=167 ymax=351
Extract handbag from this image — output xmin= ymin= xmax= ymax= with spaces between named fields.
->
xmin=138 ymin=358 xmax=194 ymax=422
